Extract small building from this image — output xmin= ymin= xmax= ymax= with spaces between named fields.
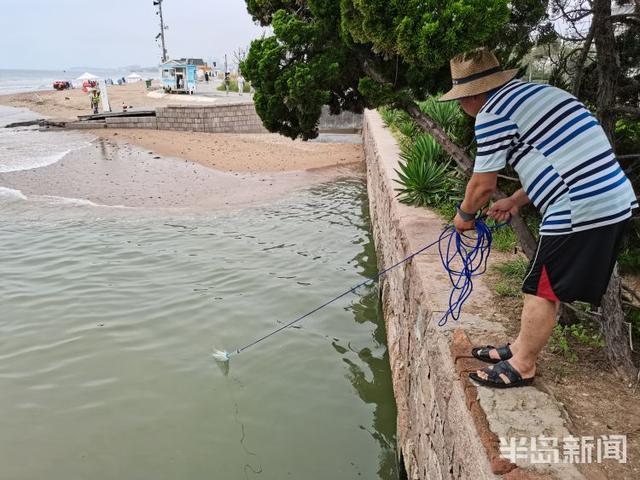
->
xmin=159 ymin=60 xmax=198 ymax=94
xmin=177 ymin=57 xmax=211 ymax=77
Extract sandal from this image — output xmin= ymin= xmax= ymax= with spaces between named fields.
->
xmin=469 ymin=360 xmax=534 ymax=389
xmin=471 ymin=343 xmax=512 ymax=364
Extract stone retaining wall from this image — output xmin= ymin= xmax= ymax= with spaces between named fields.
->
xmin=363 ymin=109 xmax=498 ymax=479
xmin=363 ymin=109 xmax=582 ymax=480
xmin=156 ymin=103 xmax=267 ymax=133
xmin=67 ymin=102 xmax=363 ymax=134
xmin=106 ymin=116 xmax=158 ymax=129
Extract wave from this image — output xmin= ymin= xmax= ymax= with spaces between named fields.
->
xmin=0 ymin=122 xmax=93 ymax=173
xmin=34 ymin=195 xmax=132 ymax=209
xmin=0 ymin=188 xmax=132 ymax=209
xmin=0 ymin=187 xmax=27 ymax=201
xmin=0 ymin=150 xmax=72 ymax=173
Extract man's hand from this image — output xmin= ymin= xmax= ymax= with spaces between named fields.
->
xmin=454 ymin=213 xmax=476 ymax=233
xmin=487 ymin=198 xmax=519 ymax=222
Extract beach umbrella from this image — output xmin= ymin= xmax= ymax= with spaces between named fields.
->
xmin=76 ymin=72 xmax=100 ymax=80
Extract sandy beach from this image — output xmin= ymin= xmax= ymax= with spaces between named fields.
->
xmin=89 ymin=129 xmax=363 ymax=173
xmin=0 ymin=82 xmax=173 ymax=122
xmin=0 ymin=83 xmax=364 ymax=209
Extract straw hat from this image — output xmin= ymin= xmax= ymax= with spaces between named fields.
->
xmin=439 ymin=47 xmax=519 ymax=101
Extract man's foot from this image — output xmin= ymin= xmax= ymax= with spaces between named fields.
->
xmin=471 ymin=343 xmax=512 ymax=364
xmin=469 ymin=360 xmax=535 ymax=389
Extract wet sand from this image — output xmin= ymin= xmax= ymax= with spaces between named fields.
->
xmin=0 ymin=135 xmax=364 ymax=210
xmin=89 ymin=129 xmax=364 ymax=173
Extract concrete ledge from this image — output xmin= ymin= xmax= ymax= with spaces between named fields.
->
xmin=362 ymin=109 xmax=583 ymax=480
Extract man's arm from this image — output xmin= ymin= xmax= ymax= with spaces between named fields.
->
xmin=454 ymin=172 xmax=499 ymax=231
xmin=459 ymin=172 xmax=499 ymax=215
xmin=509 ymin=189 xmax=530 ymax=209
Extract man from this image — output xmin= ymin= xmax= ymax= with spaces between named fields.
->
xmin=237 ymin=75 xmax=245 ymax=96
xmin=90 ymin=89 xmax=100 ymax=114
xmin=440 ymin=48 xmax=637 ymax=389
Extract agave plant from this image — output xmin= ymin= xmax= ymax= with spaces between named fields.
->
xmin=396 ymin=119 xmax=421 ymax=140
xmin=394 ymin=134 xmax=463 ymax=207
xmin=379 ymin=107 xmax=402 ymax=128
xmin=418 ymin=96 xmax=465 ymax=141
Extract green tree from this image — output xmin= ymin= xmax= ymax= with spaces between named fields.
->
xmin=242 ymin=0 xmax=549 ymax=257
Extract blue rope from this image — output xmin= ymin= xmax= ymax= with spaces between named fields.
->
xmin=437 ymin=219 xmax=494 ymax=326
xmin=218 ymin=218 xmax=507 ymax=360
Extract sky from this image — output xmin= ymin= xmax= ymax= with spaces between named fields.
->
xmin=0 ymin=0 xmax=267 ymax=70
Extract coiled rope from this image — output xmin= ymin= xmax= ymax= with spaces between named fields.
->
xmin=213 ymin=217 xmax=506 ymax=362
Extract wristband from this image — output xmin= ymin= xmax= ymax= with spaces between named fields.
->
xmin=456 ymin=204 xmax=476 ymax=222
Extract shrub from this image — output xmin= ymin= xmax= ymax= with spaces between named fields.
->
xmin=394 ymin=134 xmax=462 ymax=207
xmin=379 ymin=107 xmax=402 ymax=128
xmin=396 ymin=119 xmax=420 ymax=141
xmin=217 ymin=79 xmax=251 ymax=93
xmin=418 ymin=96 xmax=465 ymax=141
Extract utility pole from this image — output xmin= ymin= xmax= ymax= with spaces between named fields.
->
xmin=153 ymin=0 xmax=168 ymax=62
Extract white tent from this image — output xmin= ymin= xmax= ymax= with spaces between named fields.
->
xmin=126 ymin=72 xmax=143 ymax=82
xmin=76 ymin=72 xmax=100 ymax=81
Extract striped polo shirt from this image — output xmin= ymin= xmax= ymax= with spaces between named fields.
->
xmin=474 ymin=79 xmax=637 ymax=235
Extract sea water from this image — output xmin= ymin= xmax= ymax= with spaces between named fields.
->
xmin=0 ymin=112 xmax=398 ymax=479
xmin=0 ymin=68 xmax=159 ymax=95
xmin=0 ymin=106 xmax=93 ymax=173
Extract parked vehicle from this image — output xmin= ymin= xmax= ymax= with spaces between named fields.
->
xmin=53 ymin=81 xmax=72 ymax=91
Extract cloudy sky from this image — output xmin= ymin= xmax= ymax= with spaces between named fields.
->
xmin=0 ymin=0 xmax=266 ymax=70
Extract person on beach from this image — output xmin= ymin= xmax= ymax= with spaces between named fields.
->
xmin=237 ymin=75 xmax=245 ymax=95
xmin=441 ymin=47 xmax=637 ymax=389
xmin=90 ymin=89 xmax=100 ymax=114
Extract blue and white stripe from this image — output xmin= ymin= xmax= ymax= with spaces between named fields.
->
xmin=474 ymin=79 xmax=637 ymax=235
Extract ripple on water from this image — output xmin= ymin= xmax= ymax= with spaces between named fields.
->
xmin=0 ymin=178 xmax=399 ymax=480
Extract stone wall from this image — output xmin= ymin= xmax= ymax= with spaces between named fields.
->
xmin=66 ymin=116 xmax=158 ymax=130
xmin=156 ymin=103 xmax=267 ymax=133
xmin=363 ymin=109 xmax=498 ymax=479
xmin=363 ymin=109 xmax=582 ymax=480
xmin=105 ymin=116 xmax=158 ymax=129
xmin=318 ymin=107 xmax=362 ymax=132
xmin=67 ymin=102 xmax=363 ymax=134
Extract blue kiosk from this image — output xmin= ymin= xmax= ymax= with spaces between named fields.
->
xmin=160 ymin=60 xmax=197 ymax=94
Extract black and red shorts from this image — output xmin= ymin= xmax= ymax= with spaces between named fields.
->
xmin=522 ymin=221 xmax=628 ymax=305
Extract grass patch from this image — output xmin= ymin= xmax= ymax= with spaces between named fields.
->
xmin=549 ymin=325 xmax=577 ymax=362
xmin=435 ymin=201 xmax=457 ymax=222
xmin=494 ymin=257 xmax=529 ymax=279
xmin=493 ymin=257 xmax=529 ymax=298
xmin=491 ymin=227 xmax=518 ymax=253
xmin=495 ymin=282 xmax=521 ymax=297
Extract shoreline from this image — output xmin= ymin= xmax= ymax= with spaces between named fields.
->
xmin=0 ymin=120 xmax=364 ymax=211
xmin=87 ymin=128 xmax=363 ymax=173
xmin=0 ymin=82 xmax=176 ymax=122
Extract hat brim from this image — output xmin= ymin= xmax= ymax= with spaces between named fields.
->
xmin=438 ymin=69 xmax=519 ymax=102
